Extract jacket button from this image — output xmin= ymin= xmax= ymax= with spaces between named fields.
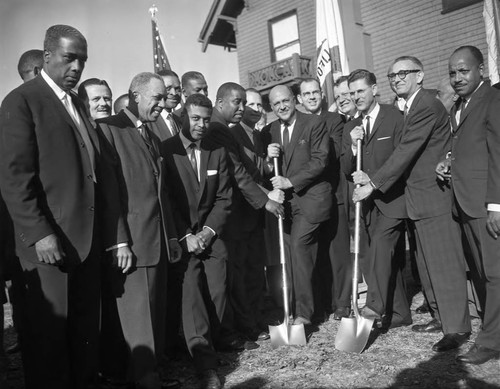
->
xmin=89 ymin=206 xmax=94 ymax=211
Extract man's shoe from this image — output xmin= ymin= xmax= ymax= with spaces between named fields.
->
xmin=432 ymin=333 xmax=470 ymax=352
xmin=360 ymin=306 xmax=382 ymax=321
xmin=293 ymin=316 xmax=312 ymax=326
xmin=199 ymin=369 xmax=221 ymax=389
xmin=456 ymin=344 xmax=500 ymax=364
xmin=415 ymin=302 xmax=430 ymax=314
xmin=333 ymin=307 xmax=351 ymax=321
xmin=412 ymin=318 xmax=442 ymax=333
xmin=161 ymin=379 xmax=181 ymax=389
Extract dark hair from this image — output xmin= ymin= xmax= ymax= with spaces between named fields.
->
xmin=216 ymin=82 xmax=245 ymax=100
xmin=181 ymin=71 xmax=206 ymax=87
xmin=157 ymin=69 xmax=179 ymax=79
xmin=185 ymin=93 xmax=213 ymax=111
xmin=333 ymin=75 xmax=349 ymax=88
xmin=298 ymin=77 xmax=321 ymax=92
xmin=17 ymin=49 xmax=44 ymax=80
xmin=347 ymin=69 xmax=377 ymax=86
xmin=78 ymin=78 xmax=111 ymax=101
xmin=44 ymin=24 xmax=86 ymax=52
xmin=392 ymin=56 xmax=424 ymax=71
xmin=451 ymin=45 xmax=484 ymax=65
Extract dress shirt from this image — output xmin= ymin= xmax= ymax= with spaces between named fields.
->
xmin=280 ymin=117 xmax=296 ymax=144
xmin=160 ymin=109 xmax=179 ymax=137
xmin=352 ymin=102 xmax=381 ymax=156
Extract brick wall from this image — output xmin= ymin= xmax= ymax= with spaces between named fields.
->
xmin=235 ymin=0 xmax=315 ymax=87
xmin=359 ymin=0 xmax=488 ymax=102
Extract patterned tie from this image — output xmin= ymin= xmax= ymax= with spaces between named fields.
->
xmin=403 ymin=104 xmax=409 ymax=120
xmin=282 ymin=123 xmax=290 ymax=154
xmin=62 ymin=93 xmax=96 ymax=181
xmin=166 ymin=113 xmax=179 ymax=136
xmin=188 ymin=143 xmax=199 ymax=182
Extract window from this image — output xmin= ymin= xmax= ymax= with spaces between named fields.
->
xmin=269 ymin=11 xmax=301 ymax=62
xmin=442 ymin=0 xmax=482 ymax=14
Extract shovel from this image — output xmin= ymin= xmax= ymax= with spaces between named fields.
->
xmin=269 ymin=157 xmax=307 ymax=348
xmin=335 ymin=139 xmax=374 ymax=353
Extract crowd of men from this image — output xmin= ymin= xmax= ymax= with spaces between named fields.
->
xmin=0 ymin=23 xmax=499 ymax=389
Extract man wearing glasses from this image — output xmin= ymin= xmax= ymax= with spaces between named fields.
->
xmin=353 ymin=56 xmax=470 ymax=353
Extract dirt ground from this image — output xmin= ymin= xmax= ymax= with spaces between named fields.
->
xmin=3 ymin=289 xmax=500 ymax=389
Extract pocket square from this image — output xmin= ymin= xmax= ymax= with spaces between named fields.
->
xmin=298 ymin=139 xmax=307 ymax=145
xmin=376 ymin=136 xmax=391 ymax=141
xmin=207 ymin=170 xmax=218 ymax=176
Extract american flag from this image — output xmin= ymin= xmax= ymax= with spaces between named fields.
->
xmin=150 ymin=5 xmax=172 ymax=72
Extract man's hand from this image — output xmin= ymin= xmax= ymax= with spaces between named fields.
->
xmin=265 ymin=199 xmax=284 ymax=218
xmin=114 ymin=246 xmax=133 ymax=273
xmin=268 ymin=188 xmax=285 ymax=204
xmin=196 ymin=228 xmax=215 ymax=250
xmin=168 ymin=239 xmax=183 ymax=263
xmin=35 ymin=234 xmax=65 ymax=265
xmin=486 ymin=210 xmax=500 ymax=239
xmin=271 ymin=176 xmax=292 ymax=190
xmin=436 ymin=159 xmax=451 ymax=182
xmin=185 ymin=234 xmax=205 ymax=255
xmin=267 ymin=143 xmax=282 ymax=159
xmin=352 ymin=170 xmax=370 ymax=186
xmin=353 ymin=184 xmax=374 ymax=202
xmin=350 ymin=126 xmax=364 ymax=147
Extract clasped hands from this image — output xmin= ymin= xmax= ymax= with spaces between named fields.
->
xmin=184 ymin=228 xmax=215 ymax=255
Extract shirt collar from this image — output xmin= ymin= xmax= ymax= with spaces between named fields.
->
xmin=160 ymin=108 xmax=173 ymax=120
xmin=123 ymin=108 xmax=143 ymax=129
xmin=281 ymin=117 xmax=296 ymax=129
xmin=41 ymin=69 xmax=68 ymax=101
xmin=464 ymin=81 xmax=484 ymax=104
xmin=179 ymin=130 xmax=200 ymax=150
xmin=364 ymin=102 xmax=380 ymax=121
xmin=404 ymin=87 xmax=422 ymax=111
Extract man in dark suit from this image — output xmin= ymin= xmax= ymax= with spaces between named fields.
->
xmin=436 ymin=46 xmax=500 ymax=364
xmin=226 ymin=88 xmax=270 ymax=340
xmin=162 ymin=94 xmax=232 ymax=389
xmin=264 ymin=85 xmax=332 ymax=325
xmin=97 ymin=72 xmax=182 ymax=389
xmin=77 ymin=78 xmax=113 ymax=127
xmin=354 ymin=56 xmax=470 ymax=352
xmin=340 ymin=69 xmax=410 ymax=329
xmin=297 ymin=77 xmax=352 ymax=322
xmin=150 ymin=70 xmax=183 ymax=141
xmin=0 ymin=24 xmax=127 ymax=389
xmin=17 ymin=49 xmax=44 ymax=83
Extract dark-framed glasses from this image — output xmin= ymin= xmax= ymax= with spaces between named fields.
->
xmin=387 ymin=69 xmax=420 ymax=81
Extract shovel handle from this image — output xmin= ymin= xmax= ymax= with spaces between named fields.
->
xmin=352 ymin=139 xmax=362 ymax=318
xmin=274 ymin=157 xmax=290 ymax=323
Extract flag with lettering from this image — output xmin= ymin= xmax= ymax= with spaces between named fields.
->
xmin=316 ymin=0 xmax=349 ymax=110
xmin=483 ymin=0 xmax=500 ymax=85
xmin=150 ymin=5 xmax=172 ymax=73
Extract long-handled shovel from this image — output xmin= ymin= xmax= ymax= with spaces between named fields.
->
xmin=269 ymin=157 xmax=307 ymax=348
xmin=335 ymin=139 xmax=374 ymax=353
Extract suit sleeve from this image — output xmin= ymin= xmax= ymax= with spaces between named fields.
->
xmin=204 ymin=148 xmax=232 ymax=235
xmin=0 ymin=91 xmax=54 ymax=247
xmin=210 ymin=124 xmax=268 ymax=209
xmin=95 ymin=123 xmax=131 ymax=247
xmin=371 ymin=103 xmax=439 ymax=193
xmin=340 ymin=122 xmax=356 ymax=178
xmin=329 ymin=115 xmax=345 ymax=159
xmin=288 ymin=120 xmax=330 ymax=193
xmin=486 ymin=91 xmax=500 ymax=205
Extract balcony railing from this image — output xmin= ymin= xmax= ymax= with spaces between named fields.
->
xmin=248 ymin=53 xmax=313 ymax=91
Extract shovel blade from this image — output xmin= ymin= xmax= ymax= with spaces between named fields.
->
xmin=269 ymin=323 xmax=307 ymax=348
xmin=334 ymin=316 xmax=374 ymax=353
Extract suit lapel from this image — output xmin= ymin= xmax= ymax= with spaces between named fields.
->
xmin=70 ymin=92 xmax=100 ymax=153
xmin=172 ymin=136 xmax=199 ymax=189
xmin=285 ymin=113 xmax=305 ymax=168
xmin=367 ymin=106 xmax=385 ymax=142
xmin=198 ymin=142 xmax=209 ymax=200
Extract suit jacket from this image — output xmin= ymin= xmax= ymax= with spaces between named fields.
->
xmin=150 ymin=111 xmax=183 ymax=142
xmin=161 ymin=134 xmax=232 ymax=256
xmin=370 ymin=89 xmax=452 ymax=220
xmin=208 ymin=109 xmax=268 ymax=210
xmin=97 ymin=110 xmax=177 ymax=266
xmin=450 ymin=82 xmax=500 ymax=218
xmin=226 ymin=123 xmax=266 ymax=236
xmin=340 ymin=104 xmax=407 ymax=219
xmin=319 ymin=110 xmax=345 ymax=205
xmin=0 ymin=75 xmax=126 ymax=263
xmin=262 ymin=110 xmax=332 ymax=224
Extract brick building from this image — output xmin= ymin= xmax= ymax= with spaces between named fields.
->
xmin=199 ymin=0 xmax=491 ymax=104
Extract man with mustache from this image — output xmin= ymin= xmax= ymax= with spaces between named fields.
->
xmin=264 ymin=85 xmax=332 ymax=326
xmin=97 ymin=72 xmax=182 ymax=388
xmin=78 ymin=78 xmax=113 ymax=127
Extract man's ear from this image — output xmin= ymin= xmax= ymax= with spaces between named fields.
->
xmin=33 ymin=66 xmax=41 ymax=77
xmin=297 ymin=93 xmax=304 ymax=105
xmin=479 ymin=62 xmax=485 ymax=78
xmin=372 ymin=84 xmax=378 ymax=97
xmin=416 ymin=70 xmax=425 ymax=86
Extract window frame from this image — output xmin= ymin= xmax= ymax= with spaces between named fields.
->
xmin=441 ymin=0 xmax=482 ymax=14
xmin=268 ymin=10 xmax=301 ymax=62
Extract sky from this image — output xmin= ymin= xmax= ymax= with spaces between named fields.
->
xmin=0 ymin=0 xmax=239 ymax=103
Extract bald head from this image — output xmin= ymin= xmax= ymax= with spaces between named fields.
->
xmin=436 ymin=77 xmax=457 ymax=113
xmin=269 ymin=85 xmax=296 ymax=123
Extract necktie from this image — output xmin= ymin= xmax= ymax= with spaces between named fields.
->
xmin=188 ymin=143 xmax=199 ymax=182
xmin=365 ymin=115 xmax=371 ymax=136
xmin=282 ymin=123 xmax=290 ymax=153
xmin=166 ymin=113 xmax=179 ymax=136
xmin=403 ymin=104 xmax=408 ymax=120
xmin=456 ymin=98 xmax=465 ymax=124
xmin=62 ymin=93 xmax=96 ymax=181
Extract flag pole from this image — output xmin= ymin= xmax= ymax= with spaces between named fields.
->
xmin=149 ymin=4 xmax=172 ymax=73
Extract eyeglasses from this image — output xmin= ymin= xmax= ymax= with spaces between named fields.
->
xmin=387 ymin=69 xmax=420 ymax=81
